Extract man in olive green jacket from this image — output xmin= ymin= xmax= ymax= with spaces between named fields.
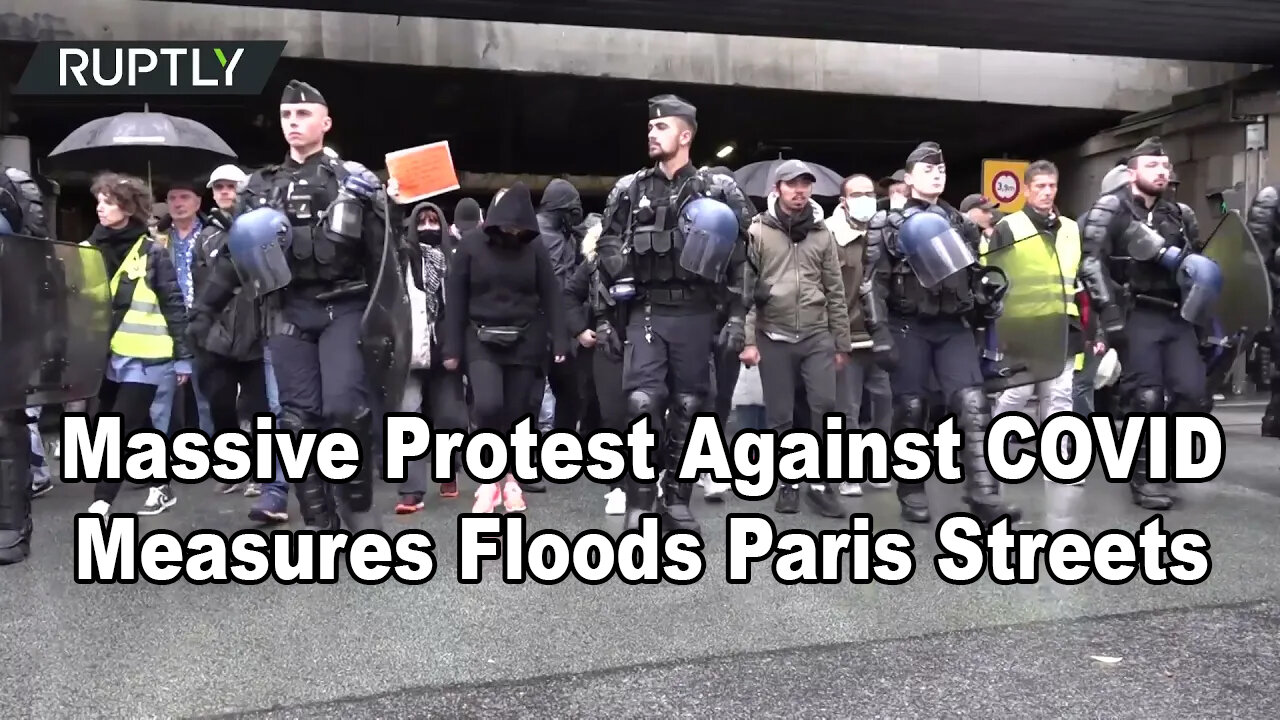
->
xmin=740 ymin=160 xmax=851 ymax=518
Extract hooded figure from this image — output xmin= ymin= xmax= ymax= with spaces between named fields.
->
xmin=537 ymin=178 xmax=585 ymax=288
xmin=444 ymin=181 xmax=568 ymax=513
xmin=404 ymin=201 xmax=450 ymax=369
xmin=451 ymin=197 xmax=483 ymax=245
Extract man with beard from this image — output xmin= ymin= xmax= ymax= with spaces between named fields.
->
xmin=865 ymin=141 xmax=1021 ymax=524
xmin=534 ymin=179 xmax=586 ymax=441
xmin=1078 ymin=137 xmax=1208 ymax=510
xmin=190 ymin=79 xmax=398 ymax=531
xmin=595 ymin=94 xmax=755 ymax=534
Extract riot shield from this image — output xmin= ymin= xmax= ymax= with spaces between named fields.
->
xmin=0 ymin=233 xmax=111 ymax=411
xmin=358 ymin=220 xmax=412 ymax=410
xmin=979 ymin=235 xmax=1070 ymax=394
xmin=1200 ymin=210 xmax=1272 ymax=340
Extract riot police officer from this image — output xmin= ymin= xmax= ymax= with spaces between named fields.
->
xmin=865 ymin=141 xmax=1021 ymax=525
xmin=595 ymin=94 xmax=756 ymax=534
xmin=191 ymin=80 xmax=402 ymax=531
xmin=1079 ymin=137 xmax=1218 ymax=510
xmin=1247 ymin=185 xmax=1280 ymax=435
xmin=0 ymin=165 xmax=47 ymax=564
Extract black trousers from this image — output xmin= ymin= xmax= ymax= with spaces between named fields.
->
xmin=268 ymin=296 xmax=368 ymax=425
xmin=470 ymin=360 xmax=541 ymax=431
xmin=195 ymin=350 xmax=269 ymax=435
xmin=1119 ymin=305 xmax=1207 ymax=410
xmin=546 ymin=351 xmax=582 ymax=431
xmin=94 ymin=379 xmax=161 ymax=504
xmin=624 ymin=311 xmax=718 ymax=471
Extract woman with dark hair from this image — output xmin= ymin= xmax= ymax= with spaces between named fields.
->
xmin=83 ymin=173 xmax=193 ymax=517
xmin=443 ymin=182 xmax=567 ymax=513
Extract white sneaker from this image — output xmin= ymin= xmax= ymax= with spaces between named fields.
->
xmin=700 ymin=473 xmax=731 ymax=502
xmin=139 ymin=485 xmax=177 ymax=516
xmin=839 ymin=482 xmax=863 ymax=497
xmin=604 ymin=488 xmax=626 ymax=516
xmin=1047 ymin=477 xmax=1086 ymax=487
xmin=87 ymin=500 xmax=110 ymax=517
xmin=867 ymin=480 xmax=892 ymax=490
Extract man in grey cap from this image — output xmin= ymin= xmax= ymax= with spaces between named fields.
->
xmin=739 ymin=160 xmax=851 ymax=517
xmin=595 ymin=93 xmax=757 ymax=534
xmin=959 ymin=193 xmax=999 ymax=246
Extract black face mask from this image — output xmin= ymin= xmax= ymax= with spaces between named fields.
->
xmin=418 ymin=228 xmax=442 ymax=247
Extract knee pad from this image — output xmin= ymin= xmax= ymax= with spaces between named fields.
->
xmin=1132 ymin=386 xmax=1165 ymax=413
xmin=1169 ymin=394 xmax=1211 ymax=414
xmin=950 ymin=386 xmax=992 ymax=433
xmin=670 ymin=393 xmax=703 ymax=423
xmin=626 ymin=391 xmax=662 ymax=418
xmin=892 ymin=395 xmax=927 ymax=432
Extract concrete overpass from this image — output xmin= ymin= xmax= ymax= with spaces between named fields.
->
xmin=0 ymin=0 xmax=1259 ymax=112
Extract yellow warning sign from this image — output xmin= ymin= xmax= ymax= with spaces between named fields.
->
xmin=982 ymin=159 xmax=1030 ymax=214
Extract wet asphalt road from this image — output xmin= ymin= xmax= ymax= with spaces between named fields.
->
xmin=1 ymin=402 xmax=1278 ymax=719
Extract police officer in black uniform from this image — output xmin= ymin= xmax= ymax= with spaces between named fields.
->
xmin=866 ymin=141 xmax=1021 ymax=525
xmin=1079 ymin=137 xmax=1207 ymax=510
xmin=595 ymin=95 xmax=756 ymax=534
xmin=1246 ymin=184 xmax=1280 ymax=436
xmin=190 ymin=80 xmax=390 ymax=531
xmin=0 ymin=165 xmax=48 ymax=565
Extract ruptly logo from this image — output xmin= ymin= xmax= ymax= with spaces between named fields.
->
xmin=14 ymin=41 xmax=287 ymax=95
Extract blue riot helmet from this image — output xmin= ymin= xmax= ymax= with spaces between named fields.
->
xmin=1160 ymin=247 xmax=1223 ymax=325
xmin=678 ymin=197 xmax=740 ymax=282
xmin=0 ymin=213 xmax=12 ymax=235
xmin=226 ymin=207 xmax=294 ymax=298
xmin=897 ymin=211 xmax=977 ymax=288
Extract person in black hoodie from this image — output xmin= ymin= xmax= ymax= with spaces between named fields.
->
xmin=393 ymin=198 xmax=469 ymax=513
xmin=83 ymin=172 xmax=193 ymax=518
xmin=444 ymin=182 xmax=567 ymax=513
xmin=535 ymin=178 xmax=586 ymax=439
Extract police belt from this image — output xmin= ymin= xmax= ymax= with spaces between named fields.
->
xmin=643 ymin=285 xmax=709 ymax=305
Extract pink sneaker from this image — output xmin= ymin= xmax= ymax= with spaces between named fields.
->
xmin=502 ymin=478 xmax=526 ymax=512
xmin=472 ymin=483 xmax=502 ymax=513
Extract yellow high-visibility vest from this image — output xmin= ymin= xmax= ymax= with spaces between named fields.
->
xmin=1001 ymin=211 xmax=1085 ymax=370
xmin=107 ymin=235 xmax=174 ymax=360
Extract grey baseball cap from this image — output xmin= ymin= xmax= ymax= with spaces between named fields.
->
xmin=774 ymin=159 xmax=817 ymax=184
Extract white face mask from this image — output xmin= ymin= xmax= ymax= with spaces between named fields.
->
xmin=889 ymin=194 xmax=907 ymax=210
xmin=847 ymin=197 xmax=877 ymax=223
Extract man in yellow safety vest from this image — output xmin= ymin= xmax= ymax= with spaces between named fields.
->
xmin=986 ymin=160 xmax=1088 ymax=484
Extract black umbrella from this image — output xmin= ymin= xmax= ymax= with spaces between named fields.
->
xmin=45 ymin=111 xmax=236 ymax=185
xmin=733 ymin=159 xmax=844 ymax=198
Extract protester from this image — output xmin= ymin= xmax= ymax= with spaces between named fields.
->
xmin=739 ymin=159 xmax=851 ymax=517
xmin=85 ymin=172 xmax=192 ymax=518
xmin=825 ymin=173 xmax=892 ymax=496
xmin=394 ymin=196 xmax=467 ymax=513
xmin=536 ymin=178 xmax=586 ymax=437
xmin=443 ymin=181 xmax=568 ymax=513
xmin=961 ymin=194 xmax=999 ymax=245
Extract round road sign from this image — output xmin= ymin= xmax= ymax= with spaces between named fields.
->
xmin=991 ymin=170 xmax=1020 ymax=204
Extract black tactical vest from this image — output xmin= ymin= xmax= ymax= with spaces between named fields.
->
xmin=248 ymin=157 xmax=366 ymax=286
xmin=1111 ymin=199 xmax=1186 ymax=302
xmin=886 ymin=205 xmax=977 ymax=318
xmin=626 ymin=169 xmax=716 ymax=306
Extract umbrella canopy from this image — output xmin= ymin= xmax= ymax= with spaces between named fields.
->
xmin=45 ymin=112 xmax=236 ymax=185
xmin=733 ymin=159 xmax=844 ymax=198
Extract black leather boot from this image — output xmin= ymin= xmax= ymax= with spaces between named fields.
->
xmin=0 ymin=418 xmax=32 ymax=566
xmin=1129 ymin=387 xmax=1174 ymax=510
xmin=892 ymin=395 xmax=931 ymax=523
xmin=658 ymin=473 xmax=700 ymax=535
xmin=954 ymin=387 xmax=1022 ymax=525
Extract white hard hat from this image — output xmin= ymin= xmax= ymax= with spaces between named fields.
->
xmin=207 ymin=164 xmax=248 ymax=189
xmin=1093 ymin=348 xmax=1121 ymax=389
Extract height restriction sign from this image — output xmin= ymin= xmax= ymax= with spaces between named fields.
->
xmin=982 ymin=159 xmax=1029 ymax=213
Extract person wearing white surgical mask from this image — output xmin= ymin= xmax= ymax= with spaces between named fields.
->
xmin=824 ymin=173 xmax=894 ymax=497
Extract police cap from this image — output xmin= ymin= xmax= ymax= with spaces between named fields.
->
xmin=905 ymin=141 xmax=945 ymax=170
xmin=649 ymin=94 xmax=697 ymax=127
xmin=282 ymin=79 xmax=326 ymax=106
xmin=1125 ymin=136 xmax=1165 ymax=163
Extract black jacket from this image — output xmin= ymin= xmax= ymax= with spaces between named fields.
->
xmin=536 ymin=178 xmax=583 ymax=289
xmin=90 ymin=221 xmax=192 ymax=362
xmin=192 ymin=211 xmax=264 ymax=361
xmin=445 ymin=182 xmax=568 ymax=367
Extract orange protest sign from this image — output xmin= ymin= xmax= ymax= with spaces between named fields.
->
xmin=385 ymin=141 xmax=461 ymax=203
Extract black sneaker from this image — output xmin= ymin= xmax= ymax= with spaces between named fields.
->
xmin=805 ymin=484 xmax=846 ymax=518
xmin=139 ymin=484 xmax=177 ymax=516
xmin=30 ymin=477 xmax=53 ymax=498
xmin=775 ymin=484 xmax=800 ymax=514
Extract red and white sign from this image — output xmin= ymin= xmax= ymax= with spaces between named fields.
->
xmin=990 ymin=170 xmax=1020 ymax=204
